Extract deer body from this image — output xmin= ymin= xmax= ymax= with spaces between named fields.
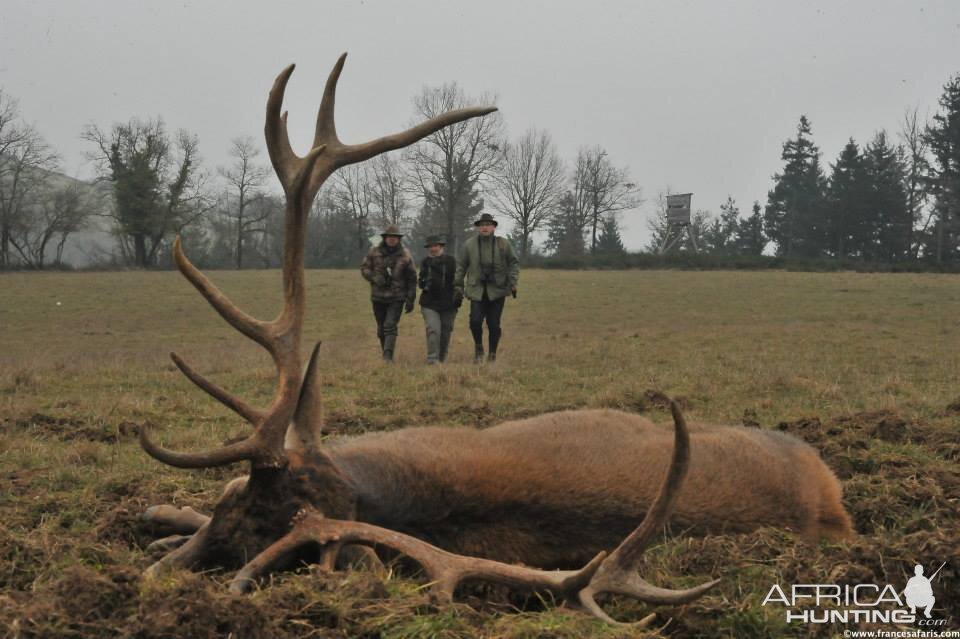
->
xmin=330 ymin=409 xmax=852 ymax=569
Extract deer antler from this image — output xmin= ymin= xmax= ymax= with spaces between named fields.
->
xmin=140 ymin=55 xmax=497 ymax=470
xmin=228 ymin=401 xmax=719 ymax=626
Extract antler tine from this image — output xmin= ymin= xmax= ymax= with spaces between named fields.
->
xmin=574 ymin=400 xmax=719 ymax=624
xmin=265 ymin=64 xmax=299 ymax=189
xmin=613 ymin=400 xmax=692 ymax=564
xmin=287 ymin=341 xmax=324 ymax=451
xmin=337 ymin=106 xmax=498 ymax=168
xmin=314 ymin=52 xmax=347 ymax=148
xmin=170 ymin=352 xmax=265 ymax=426
xmin=140 ymin=424 xmax=261 ymax=468
xmin=173 ymin=236 xmax=272 ymax=351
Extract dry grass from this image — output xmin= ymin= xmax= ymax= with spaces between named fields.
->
xmin=0 ymin=268 xmax=958 ymax=638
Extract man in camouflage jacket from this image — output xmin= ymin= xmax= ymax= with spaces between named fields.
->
xmin=360 ymin=225 xmax=417 ymax=362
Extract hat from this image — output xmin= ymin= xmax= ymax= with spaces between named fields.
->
xmin=473 ymin=213 xmax=498 ymax=227
xmin=423 ymin=234 xmax=446 ymax=248
xmin=380 ymin=224 xmax=404 ymax=238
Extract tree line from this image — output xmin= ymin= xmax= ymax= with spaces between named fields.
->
xmin=644 ymin=73 xmax=960 ymax=264
xmin=1 ymin=71 xmax=958 ymax=269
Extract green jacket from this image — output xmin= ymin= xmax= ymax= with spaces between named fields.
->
xmin=454 ymin=234 xmax=520 ymax=301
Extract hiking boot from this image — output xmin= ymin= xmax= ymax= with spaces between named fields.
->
xmin=383 ymin=335 xmax=396 ymax=363
xmin=473 ymin=345 xmax=485 ymax=364
xmin=487 ymin=351 xmax=497 ymax=363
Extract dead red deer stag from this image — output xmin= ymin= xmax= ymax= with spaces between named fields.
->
xmin=139 ymin=55 xmax=853 ymax=627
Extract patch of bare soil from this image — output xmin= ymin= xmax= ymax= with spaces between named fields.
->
xmin=642 ymin=389 xmax=691 ymax=411
xmin=323 ymin=410 xmax=377 ymax=436
xmin=3 ymin=413 xmax=141 ymax=443
xmin=95 ymin=496 xmax=164 ymax=549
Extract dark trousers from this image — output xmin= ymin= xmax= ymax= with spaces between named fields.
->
xmin=469 ymin=295 xmax=505 ymax=353
xmin=372 ymin=301 xmax=404 ymax=346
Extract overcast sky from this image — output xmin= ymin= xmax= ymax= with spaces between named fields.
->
xmin=2 ymin=0 xmax=959 ymax=249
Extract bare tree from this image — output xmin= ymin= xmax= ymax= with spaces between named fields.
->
xmin=899 ymin=108 xmax=930 ymax=259
xmin=219 ymin=136 xmax=272 ymax=268
xmin=330 ymin=163 xmax=375 ymax=250
xmin=369 ymin=153 xmax=410 ymax=228
xmin=489 ymin=128 xmax=565 ymax=258
xmin=0 ymin=91 xmax=60 ymax=268
xmin=572 ymin=146 xmax=641 ymax=254
xmin=83 ymin=119 xmax=210 ymax=267
xmin=9 ymin=181 xmax=96 ymax=268
xmin=406 ymin=82 xmax=504 ymax=251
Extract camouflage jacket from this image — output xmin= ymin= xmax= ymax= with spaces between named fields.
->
xmin=360 ymin=242 xmax=417 ymax=304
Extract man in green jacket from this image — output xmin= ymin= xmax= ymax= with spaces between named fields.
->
xmin=360 ymin=225 xmax=417 ymax=362
xmin=454 ymin=213 xmax=520 ymax=363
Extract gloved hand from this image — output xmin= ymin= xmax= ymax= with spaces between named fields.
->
xmin=511 ymin=286 xmax=517 ymax=299
xmin=405 ymin=300 xmax=415 ymax=313
xmin=453 ymin=288 xmax=464 ymax=308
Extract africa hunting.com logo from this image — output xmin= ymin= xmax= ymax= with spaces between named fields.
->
xmin=761 ymin=562 xmax=950 ymax=628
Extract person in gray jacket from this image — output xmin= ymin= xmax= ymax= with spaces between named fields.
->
xmin=418 ymin=234 xmax=460 ymax=364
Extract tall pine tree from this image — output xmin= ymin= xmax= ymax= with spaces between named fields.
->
xmin=595 ymin=213 xmax=626 ymax=256
xmin=863 ymin=131 xmax=910 ymax=261
xmin=923 ymin=74 xmax=960 ymax=262
xmin=734 ymin=201 xmax=766 ymax=255
xmin=765 ymin=116 xmax=828 ymax=257
xmin=825 ymin=139 xmax=869 ymax=259
xmin=702 ymin=196 xmax=740 ymax=255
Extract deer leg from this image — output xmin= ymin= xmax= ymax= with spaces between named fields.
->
xmin=338 ymin=545 xmax=387 ymax=576
xmin=147 ymin=534 xmax=194 ymax=553
xmin=144 ymin=522 xmax=212 ymax=578
xmin=142 ymin=504 xmax=211 ymax=534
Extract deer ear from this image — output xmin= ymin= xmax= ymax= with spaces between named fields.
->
xmin=287 ymin=342 xmax=324 ymax=451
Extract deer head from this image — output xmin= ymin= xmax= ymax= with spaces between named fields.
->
xmin=140 ymin=54 xmax=497 ymax=569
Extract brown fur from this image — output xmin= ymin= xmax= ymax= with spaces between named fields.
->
xmin=324 ymin=409 xmax=854 ymax=569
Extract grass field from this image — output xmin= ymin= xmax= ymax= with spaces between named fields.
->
xmin=1 ymin=268 xmax=958 ymax=638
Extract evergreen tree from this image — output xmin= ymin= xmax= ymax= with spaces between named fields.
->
xmin=702 ymin=196 xmax=740 ymax=254
xmin=411 ymin=162 xmax=484 ymax=260
xmin=923 ymin=74 xmax=960 ymax=262
xmin=863 ymin=131 xmax=911 ymax=261
xmin=825 ymin=139 xmax=869 ymax=258
xmin=595 ymin=213 xmax=626 ymax=255
xmin=764 ymin=116 xmax=828 ymax=257
xmin=545 ymin=191 xmax=586 ymax=257
xmin=734 ymin=201 xmax=766 ymax=255
xmin=308 ymin=191 xmax=373 ymax=267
